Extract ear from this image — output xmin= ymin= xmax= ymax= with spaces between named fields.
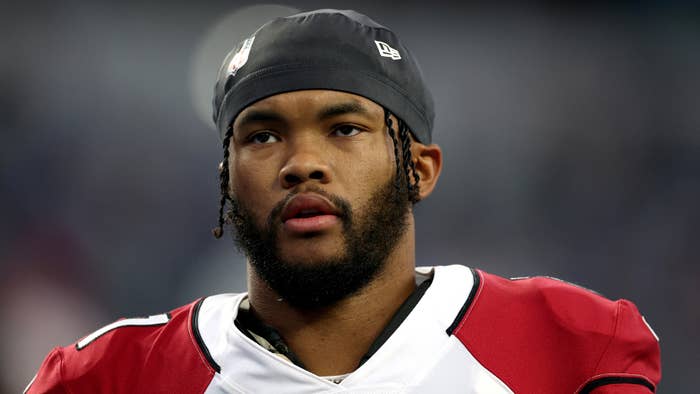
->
xmin=411 ymin=142 xmax=442 ymax=201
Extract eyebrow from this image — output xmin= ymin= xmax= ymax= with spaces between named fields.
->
xmin=235 ymin=101 xmax=372 ymax=132
xmin=235 ymin=110 xmax=285 ymax=131
xmin=317 ymin=101 xmax=371 ymax=120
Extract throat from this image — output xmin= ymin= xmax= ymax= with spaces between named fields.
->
xmin=236 ymin=270 xmax=433 ymax=376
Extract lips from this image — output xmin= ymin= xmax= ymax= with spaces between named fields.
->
xmin=281 ymin=194 xmax=340 ymax=222
xmin=280 ymin=194 xmax=342 ymax=233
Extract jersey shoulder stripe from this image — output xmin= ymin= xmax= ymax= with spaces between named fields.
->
xmin=76 ymin=313 xmax=170 ymax=350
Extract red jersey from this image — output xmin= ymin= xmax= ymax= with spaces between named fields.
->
xmin=26 ymin=265 xmax=661 ymax=393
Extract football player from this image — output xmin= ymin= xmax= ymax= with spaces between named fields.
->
xmin=27 ymin=9 xmax=660 ymax=393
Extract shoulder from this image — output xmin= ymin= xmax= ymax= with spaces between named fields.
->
xmin=472 ymin=270 xmax=622 ymax=329
xmin=26 ymin=296 xmax=236 ymax=394
xmin=450 ymin=268 xmax=661 ymax=393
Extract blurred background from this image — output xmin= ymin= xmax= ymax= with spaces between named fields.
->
xmin=1 ymin=0 xmax=698 ymax=392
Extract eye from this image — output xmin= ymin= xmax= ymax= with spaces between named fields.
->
xmin=332 ymin=125 xmax=362 ymax=137
xmin=249 ymin=131 xmax=279 ymax=144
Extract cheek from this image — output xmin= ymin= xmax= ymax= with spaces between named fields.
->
xmin=229 ymin=160 xmax=278 ymax=228
xmin=341 ymin=134 xmax=396 ymax=206
xmin=362 ymin=133 xmax=396 ymax=181
xmin=228 ymin=157 xmax=279 ymax=216
xmin=229 ymin=146 xmax=278 ymax=190
xmin=382 ymin=132 xmax=398 ymax=175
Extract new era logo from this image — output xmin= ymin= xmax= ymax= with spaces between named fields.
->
xmin=375 ymin=40 xmax=401 ymax=60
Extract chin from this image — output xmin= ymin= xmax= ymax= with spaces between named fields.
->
xmin=276 ymin=239 xmax=346 ymax=266
xmin=277 ymin=232 xmax=347 ymax=261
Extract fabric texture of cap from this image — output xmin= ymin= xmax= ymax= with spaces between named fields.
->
xmin=212 ymin=9 xmax=435 ymax=143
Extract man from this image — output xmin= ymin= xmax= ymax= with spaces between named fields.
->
xmin=27 ymin=9 xmax=660 ymax=393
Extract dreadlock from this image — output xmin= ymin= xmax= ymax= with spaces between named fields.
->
xmin=383 ymin=108 xmax=421 ymax=203
xmin=212 ymin=110 xmax=421 ymax=239
xmin=212 ymin=124 xmax=233 ymax=239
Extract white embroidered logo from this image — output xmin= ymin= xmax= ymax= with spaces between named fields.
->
xmin=374 ymin=40 xmax=401 ymax=60
xmin=227 ymin=36 xmax=256 ymax=76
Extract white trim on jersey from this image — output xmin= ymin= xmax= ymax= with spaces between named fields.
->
xmin=22 ymin=374 xmax=36 ymax=394
xmin=76 ymin=313 xmax=170 ymax=350
xmin=197 ymin=265 xmax=514 ymax=393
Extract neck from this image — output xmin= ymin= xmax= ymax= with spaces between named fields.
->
xmin=246 ymin=221 xmax=416 ymax=376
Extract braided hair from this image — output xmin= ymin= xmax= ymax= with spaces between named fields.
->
xmin=212 ymin=109 xmax=420 ymax=239
xmin=212 ymin=124 xmax=234 ymax=239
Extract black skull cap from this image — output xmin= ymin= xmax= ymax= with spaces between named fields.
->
xmin=212 ymin=9 xmax=435 ymax=143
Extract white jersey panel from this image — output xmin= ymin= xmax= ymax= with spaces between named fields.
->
xmin=411 ymin=335 xmax=513 ymax=393
xmin=197 ymin=265 xmax=514 ymax=393
xmin=197 ymin=293 xmax=339 ymax=393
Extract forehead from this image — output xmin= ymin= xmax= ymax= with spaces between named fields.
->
xmin=234 ymin=90 xmax=384 ymax=124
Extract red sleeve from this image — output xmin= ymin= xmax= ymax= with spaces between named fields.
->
xmin=454 ymin=270 xmax=662 ymax=393
xmin=25 ymin=300 xmax=215 ymax=393
xmin=577 ymin=300 xmax=661 ymax=393
xmin=25 ymin=348 xmax=67 ymax=394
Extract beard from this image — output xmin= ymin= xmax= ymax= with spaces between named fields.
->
xmin=227 ymin=173 xmax=411 ymax=309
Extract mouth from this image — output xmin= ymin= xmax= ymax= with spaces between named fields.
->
xmin=280 ymin=193 xmax=341 ymax=233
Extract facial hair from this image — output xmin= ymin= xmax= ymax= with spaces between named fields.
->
xmin=227 ymin=174 xmax=411 ymax=309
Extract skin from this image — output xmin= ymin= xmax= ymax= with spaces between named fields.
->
xmin=228 ymin=89 xmax=443 ymax=376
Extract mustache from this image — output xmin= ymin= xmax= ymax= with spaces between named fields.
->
xmin=266 ymin=186 xmax=353 ymax=230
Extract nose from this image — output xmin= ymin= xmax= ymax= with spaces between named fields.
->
xmin=278 ymin=144 xmax=332 ymax=189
